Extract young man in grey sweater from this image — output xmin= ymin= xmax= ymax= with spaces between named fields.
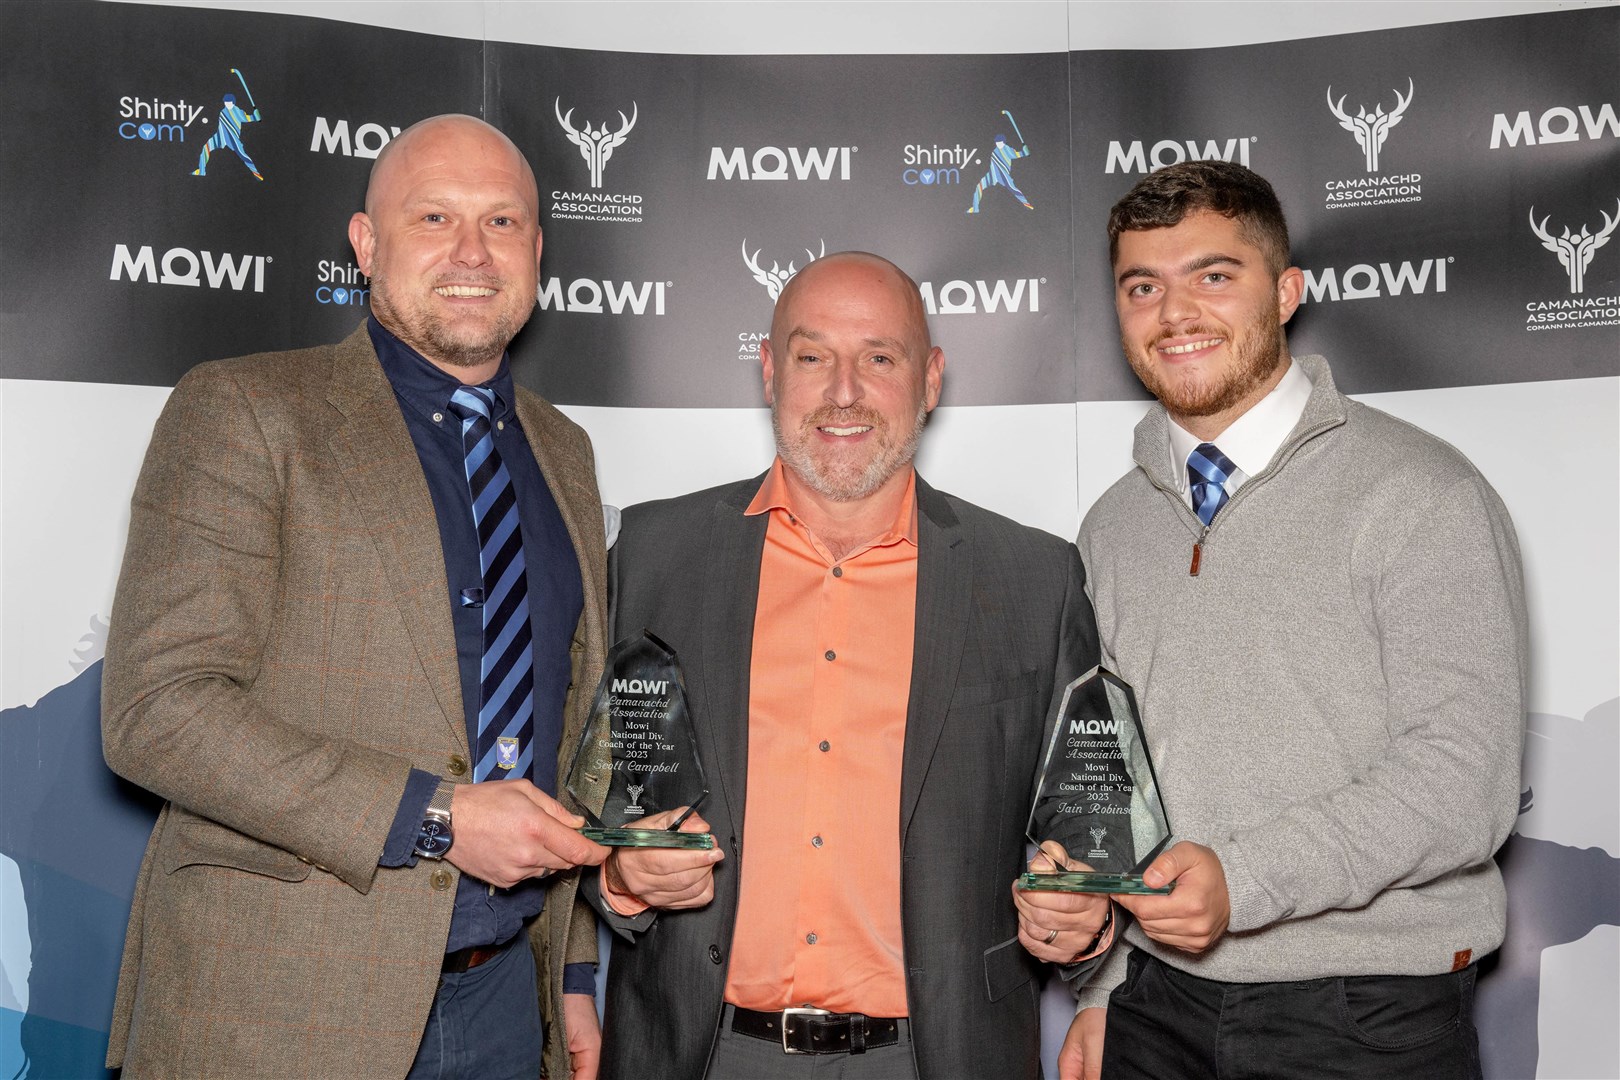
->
xmin=1063 ymin=162 xmax=1527 ymax=1080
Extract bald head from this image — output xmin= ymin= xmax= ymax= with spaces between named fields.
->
xmin=365 ymin=114 xmax=539 ymax=219
xmin=770 ymin=251 xmax=934 ymax=360
xmin=348 ymin=114 xmax=544 ymax=380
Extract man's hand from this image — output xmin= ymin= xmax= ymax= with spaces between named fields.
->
xmin=1058 ymin=1007 xmax=1107 ymax=1080
xmin=444 ymin=780 xmax=607 ymax=888
xmin=606 ymin=808 xmax=723 ymax=910
xmin=563 ymin=992 xmax=601 ymax=1080
xmin=1114 ymin=840 xmax=1230 ymax=952
xmin=1013 ymin=842 xmax=1111 ymax=963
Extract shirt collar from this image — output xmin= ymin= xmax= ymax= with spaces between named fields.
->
xmin=744 ymin=458 xmax=920 ymax=549
xmin=1167 ymin=358 xmax=1313 ymax=494
xmin=368 ymin=316 xmax=515 ymax=424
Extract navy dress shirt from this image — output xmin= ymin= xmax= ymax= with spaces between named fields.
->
xmin=367 ymin=320 xmax=592 ymax=994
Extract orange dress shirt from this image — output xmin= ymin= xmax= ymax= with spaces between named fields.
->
xmin=721 ymin=460 xmax=918 ymax=1017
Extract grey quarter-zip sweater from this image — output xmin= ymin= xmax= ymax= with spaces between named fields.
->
xmin=1075 ymin=354 xmax=1528 ymax=1003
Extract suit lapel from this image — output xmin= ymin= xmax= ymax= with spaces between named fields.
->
xmin=697 ymin=481 xmax=767 ymax=837
xmin=901 ymin=477 xmax=970 ymax=840
xmin=512 ymin=392 xmax=608 ymax=783
xmin=323 ymin=325 xmax=466 ymax=752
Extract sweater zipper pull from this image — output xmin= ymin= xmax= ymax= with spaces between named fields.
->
xmin=1190 ymin=525 xmax=1210 ymax=576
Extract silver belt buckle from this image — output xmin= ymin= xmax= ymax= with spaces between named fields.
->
xmin=780 ymin=1006 xmax=831 ymax=1054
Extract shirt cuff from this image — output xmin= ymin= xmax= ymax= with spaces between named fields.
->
xmin=563 ymin=963 xmax=597 ymax=997
xmin=600 ymin=858 xmax=651 ymax=917
xmin=381 ymin=768 xmax=442 ymax=867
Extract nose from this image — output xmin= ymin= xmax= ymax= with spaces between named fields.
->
xmin=449 ymin=220 xmax=493 ymax=269
xmin=825 ymin=358 xmax=862 ymax=409
xmin=1157 ymin=280 xmax=1200 ymax=328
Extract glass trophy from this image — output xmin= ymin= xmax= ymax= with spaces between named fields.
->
xmin=565 ymin=630 xmax=715 ymax=850
xmin=1018 ymin=666 xmax=1173 ymax=894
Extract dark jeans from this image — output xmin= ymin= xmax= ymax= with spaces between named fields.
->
xmin=406 ymin=938 xmax=544 ymax=1080
xmin=1102 ymin=950 xmax=1482 ymax=1080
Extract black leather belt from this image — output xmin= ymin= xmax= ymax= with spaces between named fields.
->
xmin=730 ymin=1004 xmax=902 ymax=1055
xmin=442 ymin=937 xmax=513 ymax=973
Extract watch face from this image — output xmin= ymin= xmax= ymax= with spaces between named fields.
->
xmin=416 ymin=819 xmax=452 ymax=858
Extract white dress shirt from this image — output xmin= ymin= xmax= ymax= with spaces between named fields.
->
xmin=1166 ymin=358 xmax=1314 ymax=510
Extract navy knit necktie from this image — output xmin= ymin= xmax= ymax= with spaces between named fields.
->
xmin=1187 ymin=442 xmax=1236 ymax=527
xmin=448 ymin=387 xmax=534 ymax=783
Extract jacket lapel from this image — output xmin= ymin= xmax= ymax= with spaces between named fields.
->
xmin=900 ymin=477 xmax=970 ymax=840
xmin=323 ymin=324 xmax=466 ymax=752
xmin=697 ymin=480 xmax=767 ymax=837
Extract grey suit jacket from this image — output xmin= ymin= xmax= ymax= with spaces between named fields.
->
xmin=101 ymin=324 xmax=608 ymax=1079
xmin=593 ymin=473 xmax=1100 ymax=1080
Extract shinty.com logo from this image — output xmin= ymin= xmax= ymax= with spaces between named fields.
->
xmin=1524 ymin=200 xmax=1620 ymax=332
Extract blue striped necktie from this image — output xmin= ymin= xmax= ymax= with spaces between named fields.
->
xmin=1187 ymin=442 xmax=1237 ymax=527
xmin=447 ymin=387 xmax=535 ymax=783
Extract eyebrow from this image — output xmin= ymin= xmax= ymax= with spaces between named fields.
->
xmin=1116 ymin=251 xmax=1247 ymax=286
xmin=785 ymin=328 xmax=911 ymax=355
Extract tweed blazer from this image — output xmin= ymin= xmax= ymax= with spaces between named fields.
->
xmin=101 ymin=324 xmax=608 ymax=1079
xmin=592 ymin=473 xmax=1101 ymax=1080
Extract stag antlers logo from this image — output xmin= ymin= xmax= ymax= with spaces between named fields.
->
xmin=1327 ymin=79 xmax=1413 ymax=173
xmin=1529 ymin=202 xmax=1619 ymax=294
xmin=555 ymin=98 xmax=637 ymax=189
xmin=742 ymin=239 xmax=827 ymax=301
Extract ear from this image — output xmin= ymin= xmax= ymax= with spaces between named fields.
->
xmin=348 ymin=213 xmax=376 ymax=276
xmin=759 ymin=334 xmax=776 ymax=407
xmin=923 ymin=346 xmax=945 ymax=412
xmin=533 ymin=224 xmax=544 ymax=273
xmin=1276 ymin=266 xmax=1304 ymax=326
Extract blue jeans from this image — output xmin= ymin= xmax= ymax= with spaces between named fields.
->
xmin=406 ymin=939 xmax=544 ymax=1080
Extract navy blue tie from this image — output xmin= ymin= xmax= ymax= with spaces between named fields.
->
xmin=1187 ymin=443 xmax=1236 ymax=527
xmin=447 ymin=387 xmax=535 ymax=783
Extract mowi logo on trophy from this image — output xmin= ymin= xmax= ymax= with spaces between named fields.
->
xmin=742 ymin=239 xmax=826 ymax=301
xmin=1326 ymin=79 xmax=1413 ymax=173
xmin=554 ymin=98 xmax=637 ymax=188
xmin=1530 ymin=201 xmax=1619 ymax=294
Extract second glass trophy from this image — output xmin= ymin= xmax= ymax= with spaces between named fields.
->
xmin=1019 ymin=666 xmax=1173 ymax=894
xmin=565 ymin=630 xmax=715 ymax=849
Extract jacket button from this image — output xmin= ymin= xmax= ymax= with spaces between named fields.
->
xmin=431 ymin=868 xmax=454 ymax=891
xmin=448 ymin=755 xmax=469 ymax=776
xmin=709 ymin=944 xmax=723 ymax=965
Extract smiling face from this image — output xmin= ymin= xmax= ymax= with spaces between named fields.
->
xmin=760 ymin=254 xmax=944 ymax=506
xmin=1113 ymin=210 xmax=1304 ymax=439
xmin=348 ymin=116 xmax=542 ymax=381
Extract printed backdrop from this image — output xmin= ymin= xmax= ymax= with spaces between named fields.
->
xmin=0 ymin=2 xmax=1615 ymax=1077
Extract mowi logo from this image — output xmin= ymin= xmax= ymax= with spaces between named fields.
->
xmin=1489 ymin=103 xmax=1617 ymax=148
xmin=708 ymin=146 xmax=857 ymax=181
xmin=110 ymin=244 xmax=270 ymax=292
xmin=1298 ymin=258 xmax=1450 ymax=304
xmin=1104 ymin=137 xmax=1253 ymax=174
xmin=310 ymin=117 xmax=403 ymax=159
xmin=537 ymin=278 xmax=667 ymax=315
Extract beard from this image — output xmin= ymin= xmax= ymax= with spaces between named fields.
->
xmin=1124 ymin=308 xmax=1286 ymax=419
xmin=370 ymin=272 xmax=532 ymax=370
xmin=773 ymin=398 xmax=930 ymax=503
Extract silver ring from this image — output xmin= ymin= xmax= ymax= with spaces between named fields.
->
xmin=1044 ymin=927 xmax=1060 ymax=945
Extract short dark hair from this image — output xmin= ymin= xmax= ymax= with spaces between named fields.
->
xmin=1107 ymin=161 xmax=1291 ymax=275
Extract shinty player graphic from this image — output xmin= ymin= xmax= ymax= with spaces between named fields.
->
xmin=193 ymin=68 xmax=263 ymax=180
xmin=967 ymin=108 xmax=1033 ymax=213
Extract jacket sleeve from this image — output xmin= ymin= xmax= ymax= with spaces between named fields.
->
xmin=100 ymin=362 xmax=412 ymax=892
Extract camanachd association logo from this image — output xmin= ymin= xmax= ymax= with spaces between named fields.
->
xmin=1524 ymin=200 xmax=1619 ymax=332
xmin=1321 ymin=79 xmax=1421 ymax=211
xmin=551 ymin=98 xmax=644 ymax=224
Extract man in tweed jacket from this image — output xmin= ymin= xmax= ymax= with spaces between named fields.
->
xmin=102 ymin=115 xmax=610 ymax=1079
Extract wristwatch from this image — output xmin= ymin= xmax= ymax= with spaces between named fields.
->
xmin=414 ymin=779 xmax=456 ymax=859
